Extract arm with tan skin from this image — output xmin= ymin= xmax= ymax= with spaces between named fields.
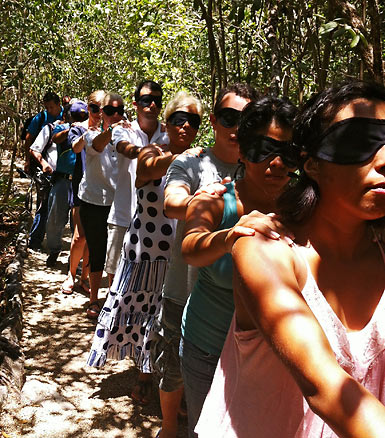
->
xmin=24 ymin=132 xmax=34 ymax=171
xmin=92 ymin=120 xmax=129 ymax=153
xmin=182 ymin=193 xmax=286 ymax=267
xmin=163 ymin=177 xmax=230 ymax=221
xmin=135 ymin=145 xmax=178 ymax=188
xmin=232 ymin=234 xmax=385 ymax=438
xmin=52 ymin=129 xmax=69 ymax=144
xmin=30 ymin=150 xmax=53 ymax=174
xmin=164 ymin=184 xmax=194 ymax=220
xmin=92 ymin=127 xmax=113 ymax=152
xmin=116 ymin=141 xmax=141 ymax=160
xmin=72 ymin=133 xmax=86 ymax=153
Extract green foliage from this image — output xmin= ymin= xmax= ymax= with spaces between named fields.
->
xmin=0 ymin=0 xmax=384 ymax=152
xmin=320 ymin=19 xmax=368 ymax=49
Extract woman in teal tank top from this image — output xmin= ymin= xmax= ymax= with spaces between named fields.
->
xmin=179 ymin=96 xmax=299 ymax=438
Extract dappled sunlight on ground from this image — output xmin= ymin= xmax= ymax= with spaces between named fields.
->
xmin=1 ymin=222 xmax=187 ymax=437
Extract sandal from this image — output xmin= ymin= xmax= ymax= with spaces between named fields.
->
xmin=131 ymin=379 xmax=152 ymax=405
xmin=61 ymin=275 xmax=74 ymax=295
xmin=78 ymin=279 xmax=90 ymax=294
xmin=86 ymin=302 xmax=100 ymax=319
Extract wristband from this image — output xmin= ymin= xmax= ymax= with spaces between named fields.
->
xmin=108 ymin=125 xmax=113 ymax=132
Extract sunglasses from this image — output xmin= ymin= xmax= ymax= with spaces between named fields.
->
xmin=89 ymin=103 xmax=100 ymax=114
xmin=243 ymin=136 xmax=300 ymax=168
xmin=215 ymin=107 xmax=242 ymax=128
xmin=167 ymin=111 xmax=201 ymax=130
xmin=102 ymin=105 xmax=125 ymax=116
xmin=137 ymin=94 xmax=162 ymax=108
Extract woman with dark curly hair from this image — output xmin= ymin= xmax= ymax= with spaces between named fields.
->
xmin=181 ymin=95 xmax=298 ymax=438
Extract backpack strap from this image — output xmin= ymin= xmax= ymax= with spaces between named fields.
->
xmin=37 ymin=110 xmax=46 ymax=133
xmin=41 ymin=123 xmax=54 ymax=159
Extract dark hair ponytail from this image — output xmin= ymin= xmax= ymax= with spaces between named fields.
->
xmin=278 ymin=172 xmax=319 ymax=224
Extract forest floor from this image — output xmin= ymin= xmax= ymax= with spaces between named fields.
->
xmin=0 ymin=162 xmax=187 ymax=438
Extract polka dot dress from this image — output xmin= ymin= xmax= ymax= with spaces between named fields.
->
xmin=87 ymin=176 xmax=176 ymax=372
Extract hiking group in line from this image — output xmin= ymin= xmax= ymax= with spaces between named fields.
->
xmin=23 ymin=79 xmax=385 ymax=438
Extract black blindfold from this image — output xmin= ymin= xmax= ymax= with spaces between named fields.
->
xmin=313 ymin=117 xmax=385 ymax=164
xmin=102 ymin=105 xmax=124 ymax=116
xmin=137 ymin=94 xmax=162 ymax=108
xmin=167 ymin=111 xmax=201 ymax=130
xmin=243 ymin=136 xmax=300 ymax=168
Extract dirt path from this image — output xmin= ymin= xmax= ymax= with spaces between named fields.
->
xmin=0 ymin=171 xmax=187 ymax=437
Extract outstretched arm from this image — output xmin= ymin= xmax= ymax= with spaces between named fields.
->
xmin=52 ymin=129 xmax=69 ymax=144
xmin=232 ymin=235 xmax=385 ymax=438
xmin=181 ymin=193 xmax=227 ymax=267
xmin=136 ymin=145 xmax=177 ymax=188
xmin=93 ymin=120 xmax=129 ymax=153
xmin=182 ymin=194 xmax=290 ymax=267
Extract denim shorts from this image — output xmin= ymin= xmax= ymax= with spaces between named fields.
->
xmin=151 ymin=298 xmax=184 ymax=392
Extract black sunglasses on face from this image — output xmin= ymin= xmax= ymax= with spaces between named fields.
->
xmin=89 ymin=103 xmax=100 ymax=114
xmin=167 ymin=111 xmax=201 ymax=130
xmin=102 ymin=105 xmax=125 ymax=116
xmin=137 ymin=94 xmax=162 ymax=108
xmin=215 ymin=107 xmax=242 ymax=128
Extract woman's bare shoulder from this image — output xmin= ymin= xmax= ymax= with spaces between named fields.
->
xmin=232 ymin=233 xmax=307 ymax=289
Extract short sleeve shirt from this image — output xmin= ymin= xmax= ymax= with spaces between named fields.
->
xmin=162 ymin=147 xmax=239 ymax=305
xmin=27 ymin=108 xmax=64 ymax=138
xmin=29 ymin=121 xmax=61 ymax=171
xmin=107 ymin=120 xmax=169 ymax=228
xmin=77 ymin=129 xmax=119 ymax=206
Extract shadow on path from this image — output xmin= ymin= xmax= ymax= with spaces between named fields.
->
xmin=1 ymin=221 xmax=187 ymax=437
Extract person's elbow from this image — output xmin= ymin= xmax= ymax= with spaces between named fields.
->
xmin=164 ymin=193 xmax=187 ymax=220
xmin=163 ymin=197 xmax=176 ymax=218
xmin=181 ymin=236 xmax=206 ymax=267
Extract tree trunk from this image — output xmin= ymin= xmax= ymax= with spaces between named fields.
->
xmin=367 ymin=0 xmax=384 ymax=83
xmin=217 ymin=0 xmax=228 ymax=87
xmin=329 ymin=0 xmax=375 ymax=80
xmin=319 ymin=1 xmax=335 ymax=89
xmin=196 ymin=0 xmax=223 ymax=102
xmin=265 ymin=1 xmax=282 ymax=95
xmin=3 ymin=119 xmax=17 ymax=203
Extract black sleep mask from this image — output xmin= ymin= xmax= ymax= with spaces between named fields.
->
xmin=215 ymin=107 xmax=241 ymax=128
xmin=167 ymin=111 xmax=201 ymax=130
xmin=137 ymin=94 xmax=162 ymax=108
xmin=313 ymin=117 xmax=385 ymax=164
xmin=243 ymin=136 xmax=300 ymax=168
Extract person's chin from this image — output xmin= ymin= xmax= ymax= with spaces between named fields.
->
xmin=265 ymin=175 xmax=288 ymax=186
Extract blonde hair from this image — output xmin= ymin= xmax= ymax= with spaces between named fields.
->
xmin=102 ymin=92 xmax=124 ymax=107
xmin=164 ymin=91 xmax=203 ymax=121
xmin=88 ymin=90 xmax=106 ymax=105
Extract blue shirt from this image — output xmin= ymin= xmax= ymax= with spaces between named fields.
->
xmin=53 ymin=123 xmax=76 ymax=175
xmin=27 ymin=108 xmax=64 ymax=137
xmin=182 ymin=182 xmax=238 ymax=356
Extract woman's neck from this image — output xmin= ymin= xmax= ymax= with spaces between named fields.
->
xmin=235 ymin=177 xmax=278 ymax=215
xmin=298 ymin=203 xmax=373 ymax=260
xmin=168 ymin=141 xmax=188 ymax=155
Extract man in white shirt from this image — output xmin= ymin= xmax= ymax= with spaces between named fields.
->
xmin=105 ymin=80 xmax=169 ymax=284
xmin=28 ymin=120 xmax=61 ymax=250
